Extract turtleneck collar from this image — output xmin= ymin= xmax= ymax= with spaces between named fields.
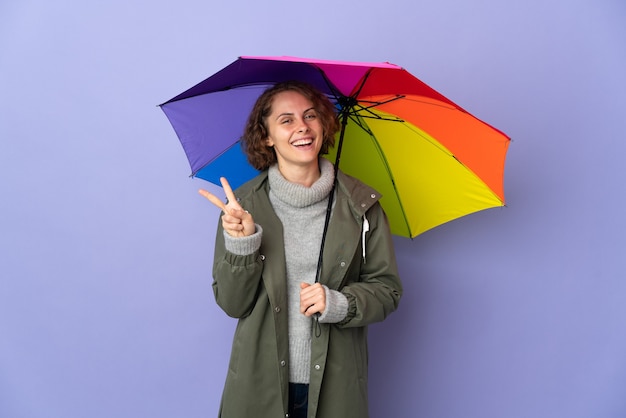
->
xmin=268 ymin=158 xmax=335 ymax=208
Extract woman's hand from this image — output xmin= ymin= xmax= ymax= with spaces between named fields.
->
xmin=198 ymin=177 xmax=255 ymax=237
xmin=300 ymin=282 xmax=326 ymax=316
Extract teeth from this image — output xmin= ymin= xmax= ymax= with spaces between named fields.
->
xmin=293 ymin=139 xmax=312 ymax=146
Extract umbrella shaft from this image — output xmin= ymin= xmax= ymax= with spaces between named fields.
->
xmin=315 ymin=110 xmax=350 ymax=284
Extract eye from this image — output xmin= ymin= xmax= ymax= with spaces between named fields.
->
xmin=280 ymin=118 xmax=292 ymax=124
xmin=304 ymin=112 xmax=317 ymax=120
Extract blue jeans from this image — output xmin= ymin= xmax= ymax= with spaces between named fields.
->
xmin=289 ymin=383 xmax=309 ymax=418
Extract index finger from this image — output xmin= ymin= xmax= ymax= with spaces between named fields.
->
xmin=198 ymin=189 xmax=227 ymax=212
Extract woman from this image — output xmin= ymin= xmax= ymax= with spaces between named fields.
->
xmin=199 ymin=81 xmax=402 ymax=418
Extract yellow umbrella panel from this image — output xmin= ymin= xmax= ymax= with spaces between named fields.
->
xmin=325 ymin=95 xmax=509 ymax=238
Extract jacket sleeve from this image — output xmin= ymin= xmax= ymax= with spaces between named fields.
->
xmin=338 ymin=203 xmax=403 ymax=328
xmin=211 ymin=221 xmax=265 ymax=318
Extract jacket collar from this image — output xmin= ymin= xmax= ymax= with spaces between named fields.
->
xmin=236 ymin=166 xmax=381 ymax=210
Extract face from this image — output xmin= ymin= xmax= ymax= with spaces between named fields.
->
xmin=265 ymin=90 xmax=323 ymax=171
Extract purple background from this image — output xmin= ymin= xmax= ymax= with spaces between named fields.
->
xmin=1 ymin=1 xmax=625 ymax=417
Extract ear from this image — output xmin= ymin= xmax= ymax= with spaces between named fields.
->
xmin=265 ymin=136 xmax=274 ymax=147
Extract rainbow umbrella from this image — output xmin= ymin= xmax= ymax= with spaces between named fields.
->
xmin=160 ymin=56 xmax=510 ymax=238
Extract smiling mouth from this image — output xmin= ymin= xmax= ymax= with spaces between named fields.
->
xmin=292 ymin=138 xmax=314 ymax=147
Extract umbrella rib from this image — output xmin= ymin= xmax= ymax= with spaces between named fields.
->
xmin=350 ymin=96 xmax=406 ymax=122
xmin=314 ymin=67 xmax=346 ymax=106
xmin=353 ymin=111 xmax=404 ymax=122
xmin=358 ymin=116 xmax=413 ymax=237
xmin=359 ymin=95 xmax=405 ymax=109
xmin=346 ymin=110 xmax=403 ymax=135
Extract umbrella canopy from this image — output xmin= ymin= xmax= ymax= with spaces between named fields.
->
xmin=160 ymin=56 xmax=510 ymax=238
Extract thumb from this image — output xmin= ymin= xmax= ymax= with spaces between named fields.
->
xmin=300 ymin=282 xmax=310 ymax=289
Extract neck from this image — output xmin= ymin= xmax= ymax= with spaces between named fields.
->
xmin=276 ymin=161 xmax=321 ymax=187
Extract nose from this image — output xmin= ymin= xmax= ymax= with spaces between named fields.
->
xmin=297 ymin=118 xmax=309 ymax=133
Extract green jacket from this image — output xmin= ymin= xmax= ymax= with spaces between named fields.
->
xmin=212 ymin=169 xmax=403 ymax=418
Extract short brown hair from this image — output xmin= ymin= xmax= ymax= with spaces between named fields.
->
xmin=241 ymin=81 xmax=340 ymax=170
